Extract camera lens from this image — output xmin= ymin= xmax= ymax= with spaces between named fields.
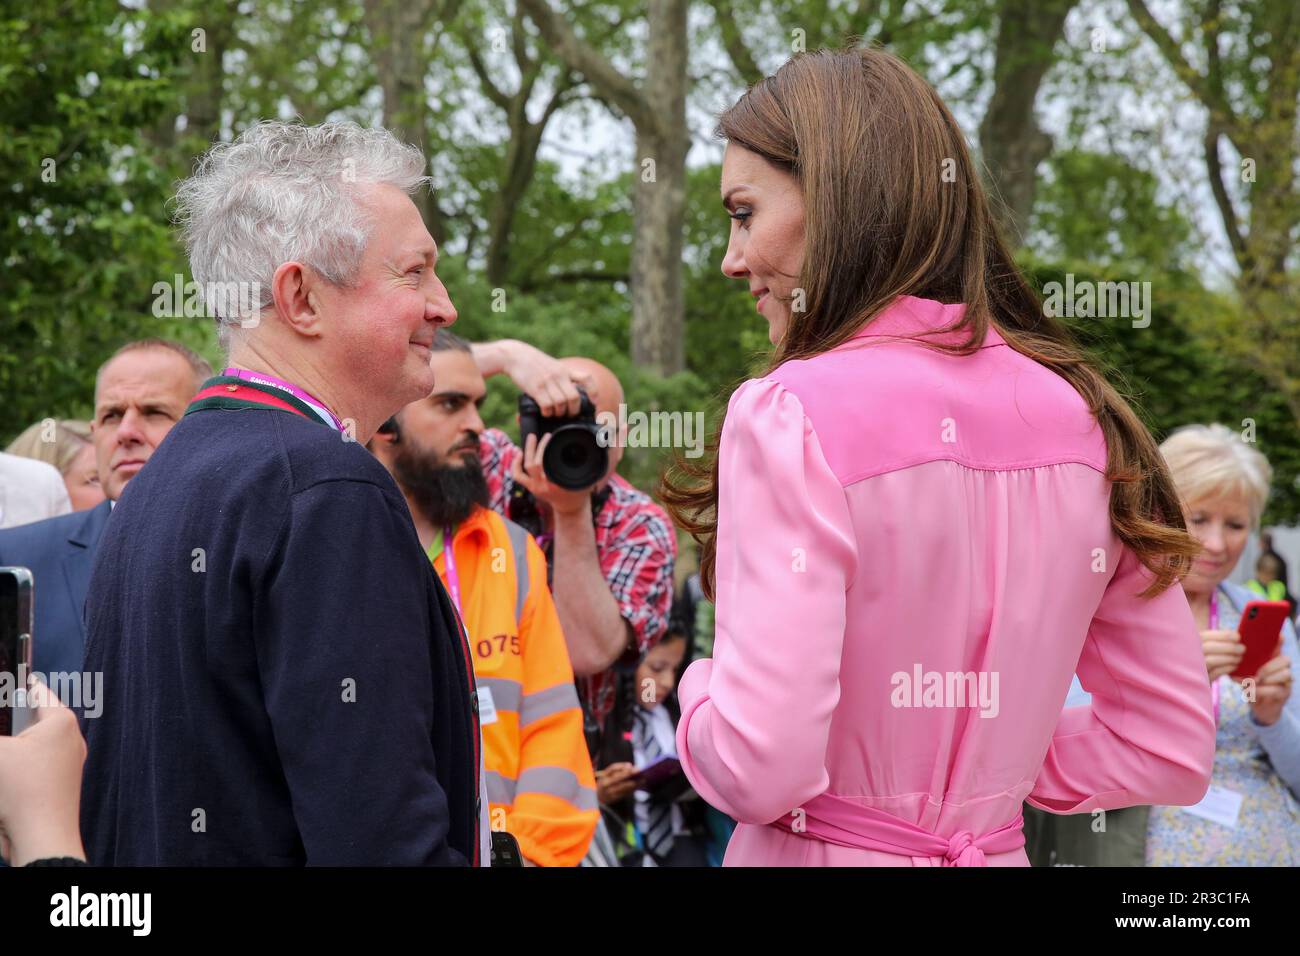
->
xmin=543 ymin=424 xmax=608 ymax=490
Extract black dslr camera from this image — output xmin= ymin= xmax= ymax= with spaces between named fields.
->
xmin=517 ymin=386 xmax=608 ymax=490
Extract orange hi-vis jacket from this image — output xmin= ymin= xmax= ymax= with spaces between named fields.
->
xmin=430 ymin=506 xmax=598 ymax=866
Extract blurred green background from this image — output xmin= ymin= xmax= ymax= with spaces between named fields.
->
xmin=2 ymin=0 xmax=1297 ymax=528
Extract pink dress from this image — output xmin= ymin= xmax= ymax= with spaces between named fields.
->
xmin=675 ymin=295 xmax=1216 ymax=866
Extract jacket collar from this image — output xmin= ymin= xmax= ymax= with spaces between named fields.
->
xmin=67 ymin=498 xmax=113 ymax=549
xmin=850 ymin=295 xmax=1006 ymax=349
xmin=447 ymin=506 xmax=494 ymax=546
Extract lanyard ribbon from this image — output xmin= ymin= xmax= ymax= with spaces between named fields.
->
xmin=441 ymin=524 xmax=463 ymax=618
xmin=187 ymin=373 xmax=341 ymax=431
xmin=1210 ymin=589 xmax=1221 ymax=726
xmin=221 ymin=367 xmax=343 ymax=430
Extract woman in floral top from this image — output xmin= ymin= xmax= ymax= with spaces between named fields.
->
xmin=1145 ymin=424 xmax=1300 ymax=866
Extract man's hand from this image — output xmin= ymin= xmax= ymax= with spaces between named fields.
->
xmin=512 ymin=432 xmax=599 ymax=517
xmin=475 ymin=339 xmax=594 ymax=417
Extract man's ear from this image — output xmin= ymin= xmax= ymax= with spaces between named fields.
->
xmin=270 ymin=260 xmax=324 ymax=338
xmin=365 ymin=430 xmax=395 ymax=465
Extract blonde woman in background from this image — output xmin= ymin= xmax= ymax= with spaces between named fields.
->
xmin=6 ymin=420 xmax=104 ymax=512
xmin=1145 ymin=424 xmax=1300 ymax=865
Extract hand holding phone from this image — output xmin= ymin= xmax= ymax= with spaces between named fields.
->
xmin=1250 ymin=650 xmax=1294 ymax=727
xmin=0 ymin=677 xmax=87 ymax=865
xmin=1201 ymin=628 xmax=1245 ymax=682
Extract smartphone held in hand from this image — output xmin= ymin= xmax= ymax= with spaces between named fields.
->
xmin=1232 ymin=600 xmax=1292 ymax=681
xmin=0 ymin=567 xmax=34 ymax=737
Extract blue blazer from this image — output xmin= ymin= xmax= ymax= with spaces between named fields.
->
xmin=0 ymin=499 xmax=111 ymax=676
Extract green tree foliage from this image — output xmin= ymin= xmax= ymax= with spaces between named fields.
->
xmin=2 ymin=0 xmax=1295 ymax=536
xmin=0 ymin=2 xmax=216 ymax=442
xmin=1027 ymin=261 xmax=1300 ymax=524
xmin=1029 ymin=149 xmax=1195 ymax=274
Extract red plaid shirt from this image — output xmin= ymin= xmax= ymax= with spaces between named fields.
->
xmin=478 ymin=428 xmax=676 ymax=727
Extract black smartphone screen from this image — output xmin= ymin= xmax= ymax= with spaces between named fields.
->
xmin=490 ymin=830 xmax=523 ymax=867
xmin=0 ymin=569 xmax=33 ymax=737
xmin=0 ymin=572 xmax=18 ymax=736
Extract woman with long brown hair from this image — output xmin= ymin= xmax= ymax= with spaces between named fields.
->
xmin=661 ymin=47 xmax=1216 ymax=866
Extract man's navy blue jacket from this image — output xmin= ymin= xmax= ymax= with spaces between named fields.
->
xmin=0 ymin=498 xmax=111 ymax=677
xmin=79 ymin=398 xmax=481 ymax=865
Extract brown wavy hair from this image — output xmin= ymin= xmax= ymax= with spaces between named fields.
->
xmin=660 ymin=46 xmax=1199 ymax=601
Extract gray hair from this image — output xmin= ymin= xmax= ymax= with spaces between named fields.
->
xmin=174 ymin=121 xmax=430 ymax=349
xmin=1159 ymin=423 xmax=1273 ymax=527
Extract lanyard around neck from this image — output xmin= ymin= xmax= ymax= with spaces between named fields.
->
xmin=221 ymin=367 xmax=343 ymax=431
xmin=1210 ymin=589 xmax=1221 ymax=726
xmin=434 ymin=524 xmax=462 ymax=618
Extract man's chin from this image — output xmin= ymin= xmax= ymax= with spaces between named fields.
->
xmin=397 ymin=364 xmax=437 ymax=405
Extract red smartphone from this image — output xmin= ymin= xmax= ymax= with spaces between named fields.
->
xmin=1231 ymin=600 xmax=1291 ymax=681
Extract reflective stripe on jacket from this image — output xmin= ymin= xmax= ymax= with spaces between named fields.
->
xmin=433 ymin=506 xmax=598 ymax=866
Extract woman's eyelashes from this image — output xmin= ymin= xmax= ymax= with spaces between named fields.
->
xmin=728 ymin=207 xmax=752 ymax=225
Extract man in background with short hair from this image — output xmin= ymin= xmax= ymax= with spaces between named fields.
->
xmin=0 ymin=339 xmax=210 ymax=678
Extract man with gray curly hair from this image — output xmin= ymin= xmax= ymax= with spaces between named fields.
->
xmin=80 ymin=122 xmax=483 ymax=866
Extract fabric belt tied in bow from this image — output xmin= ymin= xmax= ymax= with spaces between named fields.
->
xmin=769 ymin=791 xmax=1025 ymax=866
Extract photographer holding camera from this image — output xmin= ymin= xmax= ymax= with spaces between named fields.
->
xmin=470 ymin=339 xmax=677 ymax=754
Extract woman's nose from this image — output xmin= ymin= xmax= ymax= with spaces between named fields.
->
xmin=1200 ymin=525 xmax=1226 ymax=553
xmin=721 ymin=235 xmax=747 ymax=279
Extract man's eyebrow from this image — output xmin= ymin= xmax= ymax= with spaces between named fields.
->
xmin=398 ymin=247 xmax=438 ymax=267
xmin=431 ymin=390 xmax=471 ymax=402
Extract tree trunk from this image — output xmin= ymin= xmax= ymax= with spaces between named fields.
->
xmin=364 ymin=0 xmax=450 ymax=244
xmin=516 ymin=0 xmax=689 ymax=374
xmin=978 ymin=0 xmax=1076 ymax=245
xmin=1127 ymin=0 xmax=1300 ymax=425
xmin=486 ymin=118 xmax=544 ymax=287
xmin=630 ymin=0 xmax=688 ymax=374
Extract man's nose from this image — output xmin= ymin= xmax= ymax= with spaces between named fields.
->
xmin=116 ymin=408 xmax=147 ymax=445
xmin=426 ymin=276 xmax=458 ymax=327
xmin=465 ymin=405 xmax=486 ymax=435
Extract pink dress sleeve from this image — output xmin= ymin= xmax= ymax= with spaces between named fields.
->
xmin=675 ymin=378 xmax=858 ymax=824
xmin=1028 ymin=544 xmax=1216 ymax=812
